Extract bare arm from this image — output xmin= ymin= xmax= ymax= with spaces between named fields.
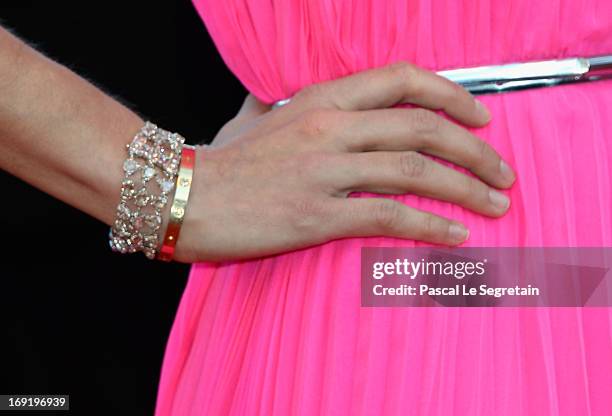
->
xmin=0 ymin=26 xmax=143 ymax=226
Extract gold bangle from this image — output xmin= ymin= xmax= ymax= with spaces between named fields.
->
xmin=157 ymin=145 xmax=196 ymax=262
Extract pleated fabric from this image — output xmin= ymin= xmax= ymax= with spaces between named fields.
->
xmin=155 ymin=1 xmax=612 ymax=414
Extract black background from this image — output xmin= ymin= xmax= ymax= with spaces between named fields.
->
xmin=0 ymin=1 xmax=245 ymax=414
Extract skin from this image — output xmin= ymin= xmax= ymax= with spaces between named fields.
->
xmin=0 ymin=26 xmax=515 ymax=264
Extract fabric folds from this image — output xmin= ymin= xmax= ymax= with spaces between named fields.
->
xmin=156 ymin=1 xmax=612 ymax=414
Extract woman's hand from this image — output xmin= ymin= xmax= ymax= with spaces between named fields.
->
xmin=174 ymin=62 xmax=516 ymax=262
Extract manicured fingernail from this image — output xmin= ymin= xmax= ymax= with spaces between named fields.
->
xmin=449 ymin=223 xmax=469 ymax=243
xmin=489 ymin=189 xmax=510 ymax=212
xmin=499 ymin=160 xmax=516 ymax=184
xmin=475 ymin=99 xmax=491 ymax=122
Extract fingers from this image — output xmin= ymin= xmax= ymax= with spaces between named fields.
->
xmin=325 ymin=197 xmax=469 ymax=246
xmin=293 ymin=61 xmax=490 ymax=127
xmin=331 ymin=151 xmax=510 ymax=217
xmin=327 ymin=107 xmax=515 ymax=189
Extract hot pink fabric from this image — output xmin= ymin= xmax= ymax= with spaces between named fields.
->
xmin=155 ymin=1 xmax=612 ymax=414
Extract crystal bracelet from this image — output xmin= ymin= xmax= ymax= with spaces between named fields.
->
xmin=108 ymin=121 xmax=188 ymax=260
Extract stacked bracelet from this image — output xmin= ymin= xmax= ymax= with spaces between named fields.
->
xmin=157 ymin=145 xmax=196 ymax=261
xmin=108 ymin=121 xmax=194 ymax=261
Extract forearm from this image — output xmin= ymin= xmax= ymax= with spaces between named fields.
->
xmin=0 ymin=26 xmax=144 ymax=226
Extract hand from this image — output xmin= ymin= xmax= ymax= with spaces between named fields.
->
xmin=174 ymin=61 xmax=516 ymax=263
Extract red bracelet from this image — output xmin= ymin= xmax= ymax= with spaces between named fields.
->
xmin=157 ymin=145 xmax=196 ymax=262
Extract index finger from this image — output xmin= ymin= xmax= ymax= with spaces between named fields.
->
xmin=294 ymin=61 xmax=491 ymax=127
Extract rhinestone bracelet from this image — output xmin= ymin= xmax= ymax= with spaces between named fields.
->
xmin=108 ymin=121 xmax=187 ymax=260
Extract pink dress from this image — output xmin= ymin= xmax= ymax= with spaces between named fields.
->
xmin=156 ymin=1 xmax=612 ymax=414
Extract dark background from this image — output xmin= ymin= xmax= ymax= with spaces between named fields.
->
xmin=0 ymin=1 xmax=245 ymax=414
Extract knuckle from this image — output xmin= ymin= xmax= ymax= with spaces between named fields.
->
xmin=290 ymin=198 xmax=327 ymax=233
xmin=420 ymin=214 xmax=438 ymax=240
xmin=388 ymin=61 xmax=418 ymax=85
xmin=410 ymin=108 xmax=441 ymax=135
xmin=418 ymin=214 xmax=449 ymax=242
xmin=458 ymin=176 xmax=478 ymax=206
xmin=398 ymin=151 xmax=428 ymax=179
xmin=373 ymin=199 xmax=404 ymax=231
xmin=392 ymin=61 xmax=424 ymax=96
xmin=296 ymin=109 xmax=336 ymax=138
xmin=477 ymin=138 xmax=490 ymax=160
xmin=445 ymin=79 xmax=468 ymax=104
xmin=294 ymin=83 xmax=326 ymax=104
xmin=474 ymin=138 xmax=499 ymax=169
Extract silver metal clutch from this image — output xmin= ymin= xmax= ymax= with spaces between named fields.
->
xmin=273 ymin=54 xmax=612 ymax=107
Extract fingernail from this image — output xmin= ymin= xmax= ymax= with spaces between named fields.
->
xmin=475 ymin=99 xmax=491 ymax=122
xmin=499 ymin=160 xmax=516 ymax=184
xmin=449 ymin=223 xmax=469 ymax=243
xmin=489 ymin=189 xmax=510 ymax=212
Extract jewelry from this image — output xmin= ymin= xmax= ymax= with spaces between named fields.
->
xmin=272 ymin=98 xmax=291 ymax=109
xmin=157 ymin=144 xmax=197 ymax=262
xmin=108 ymin=121 xmax=186 ymax=259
